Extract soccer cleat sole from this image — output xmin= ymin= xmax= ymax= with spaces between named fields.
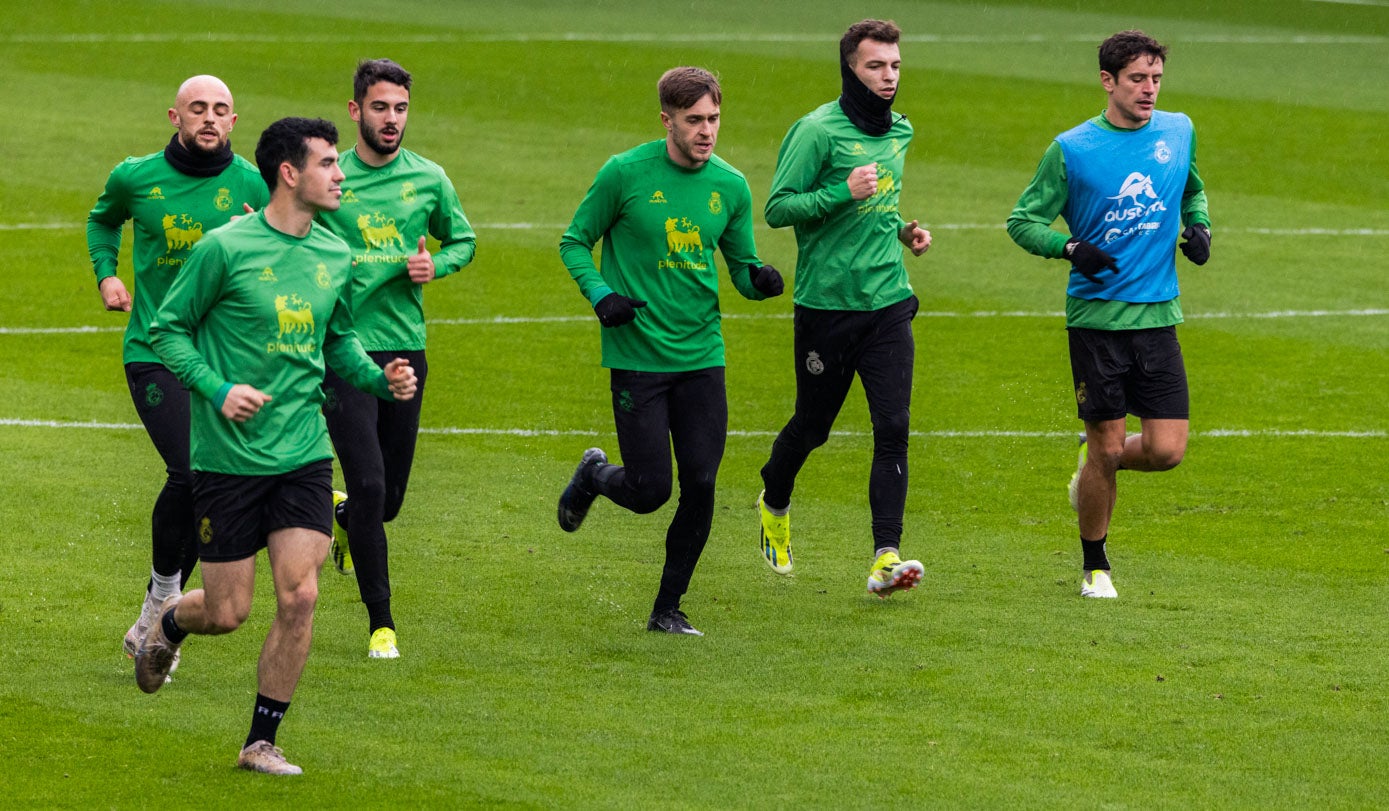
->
xmin=868 ymin=561 xmax=924 ymax=598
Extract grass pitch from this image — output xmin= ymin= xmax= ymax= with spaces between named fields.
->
xmin=2 ymin=1 xmax=1387 ymax=807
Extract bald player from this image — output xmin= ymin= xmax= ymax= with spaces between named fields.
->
xmin=87 ymin=75 xmax=269 ymax=671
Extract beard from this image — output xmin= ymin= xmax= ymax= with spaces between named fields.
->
xmin=179 ymin=129 xmax=228 ymax=156
xmin=360 ymin=121 xmax=404 ymax=157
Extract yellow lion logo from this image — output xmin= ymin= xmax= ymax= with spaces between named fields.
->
xmin=274 ymin=294 xmax=315 ymax=338
xmin=162 ymin=213 xmax=204 ymax=250
xmin=665 ymin=217 xmax=702 ymax=255
xmin=874 ymin=169 xmax=896 ymax=198
xmin=356 ymin=213 xmax=405 ymax=252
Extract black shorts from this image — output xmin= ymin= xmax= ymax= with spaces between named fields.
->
xmin=1067 ymin=326 xmax=1189 ymax=422
xmin=191 ymin=460 xmax=334 ymax=562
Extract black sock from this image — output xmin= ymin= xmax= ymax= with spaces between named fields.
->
xmin=1081 ymin=535 xmax=1110 ymax=571
xmin=366 ymin=599 xmax=394 ymax=633
xmin=161 ymin=606 xmax=189 ymax=645
xmin=246 ymin=694 xmax=291 ymax=749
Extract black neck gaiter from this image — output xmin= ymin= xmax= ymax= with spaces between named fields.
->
xmin=836 ymin=57 xmax=897 ymax=136
xmin=163 ymin=133 xmax=234 ymax=178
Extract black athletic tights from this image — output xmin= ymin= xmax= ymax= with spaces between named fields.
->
xmin=760 ymin=296 xmax=918 ymax=553
xmin=597 ymin=367 xmax=727 ymax=615
xmin=322 ymin=350 xmax=427 ymax=608
xmin=126 ymin=363 xmax=197 ymax=586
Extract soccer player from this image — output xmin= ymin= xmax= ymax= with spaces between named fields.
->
xmin=755 ymin=20 xmax=932 ymax=598
xmin=315 ymin=58 xmax=476 ymax=659
xmin=556 ymin=66 xmax=784 ymax=636
xmin=86 ymin=75 xmax=269 ymax=666
xmin=137 ymin=117 xmax=418 ymax=776
xmin=1006 ymin=30 xmax=1211 ymax=599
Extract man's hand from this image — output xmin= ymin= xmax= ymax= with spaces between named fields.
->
xmin=594 ymin=293 xmax=647 ymax=327
xmin=1065 ymin=238 xmax=1119 ymax=284
xmin=383 ymin=357 xmax=418 ymax=401
xmin=407 ymin=236 xmax=436 ymax=283
xmin=231 ymin=202 xmax=256 ymax=224
xmin=1179 ymin=224 xmax=1210 ymax=266
xmin=749 ymin=264 xmax=784 ymax=297
xmin=847 ymin=162 xmax=879 ymax=201
xmin=99 ymin=276 xmax=132 ymax=312
xmin=221 ymin=384 xmax=270 ymax=423
xmin=898 ymin=219 xmax=932 ymax=256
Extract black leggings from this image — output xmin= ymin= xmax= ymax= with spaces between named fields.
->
xmin=761 ymin=296 xmax=918 ymax=552
xmin=125 ymin=362 xmax=197 ymax=586
xmin=598 ymin=367 xmax=726 ymax=614
xmin=322 ymin=350 xmax=427 ymax=606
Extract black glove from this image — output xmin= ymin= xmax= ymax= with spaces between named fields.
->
xmin=749 ymin=264 xmax=784 ymax=297
xmin=1179 ymin=224 xmax=1210 ymax=266
xmin=1065 ymin=238 xmax=1119 ymax=284
xmin=593 ymin=293 xmax=647 ymax=327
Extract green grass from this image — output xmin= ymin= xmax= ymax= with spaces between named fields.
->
xmin=3 ymin=1 xmax=1388 ymax=807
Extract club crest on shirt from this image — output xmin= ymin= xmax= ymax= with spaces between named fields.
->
xmin=214 ymin=187 xmax=233 ymax=211
xmin=315 ymin=263 xmax=333 ymax=289
xmin=401 ymin=182 xmax=417 ymax=204
xmin=1154 ymin=140 xmax=1172 ymax=164
xmin=708 ymin=191 xmax=722 ymax=215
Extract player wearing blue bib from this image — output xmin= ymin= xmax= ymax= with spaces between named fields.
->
xmin=1007 ymin=30 xmax=1212 ymax=599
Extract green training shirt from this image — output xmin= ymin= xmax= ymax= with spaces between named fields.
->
xmin=315 ymin=148 xmax=476 ymax=351
xmin=1006 ymin=116 xmax=1210 ymax=330
xmin=151 ymin=212 xmax=391 ymax=476
xmin=87 ymin=151 xmax=269 ymax=364
xmin=765 ymin=101 xmax=915 ymax=311
xmin=559 ymin=139 xmax=766 ymax=372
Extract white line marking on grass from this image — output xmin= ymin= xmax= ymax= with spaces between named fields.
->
xmin=3 ymin=418 xmax=1382 ymax=440
xmin=0 ymin=326 xmax=123 ymax=334
xmin=4 ymin=32 xmax=1386 ymax=45
xmin=4 ymin=308 xmax=1385 ymax=335
xmin=8 ymin=221 xmax=1389 ymax=236
xmin=1309 ymin=0 xmax=1389 ymax=7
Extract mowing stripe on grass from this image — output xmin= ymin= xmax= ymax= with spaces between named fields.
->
xmin=5 ymin=32 xmax=1386 ymax=44
xmin=3 ymin=308 xmax=1387 ymax=334
xmin=9 ymin=221 xmax=1389 ymax=236
xmin=2 ymin=417 xmax=1382 ymax=439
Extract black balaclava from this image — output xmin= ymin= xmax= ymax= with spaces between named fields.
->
xmin=837 ymin=48 xmax=898 ymax=136
xmin=163 ymin=132 xmax=233 ymax=178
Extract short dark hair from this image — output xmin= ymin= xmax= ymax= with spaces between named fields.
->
xmin=1098 ymin=30 xmax=1168 ymax=77
xmin=354 ymin=58 xmax=412 ymax=103
xmin=255 ymin=117 xmax=339 ymax=191
xmin=840 ymin=19 xmax=901 ymax=65
xmin=658 ymin=66 xmax=721 ymax=113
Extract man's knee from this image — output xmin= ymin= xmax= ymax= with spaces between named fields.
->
xmin=201 ymin=602 xmax=250 ymax=635
xmin=1149 ymin=444 xmax=1185 ymax=471
xmin=783 ymin=415 xmax=833 ymax=452
xmin=625 ymin=473 xmax=672 ymax=514
xmin=276 ymin=580 xmax=320 ymax=620
xmin=871 ymin=408 xmax=911 ymax=451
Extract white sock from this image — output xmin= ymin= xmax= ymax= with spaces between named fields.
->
xmin=150 ymin=569 xmax=181 ymax=602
